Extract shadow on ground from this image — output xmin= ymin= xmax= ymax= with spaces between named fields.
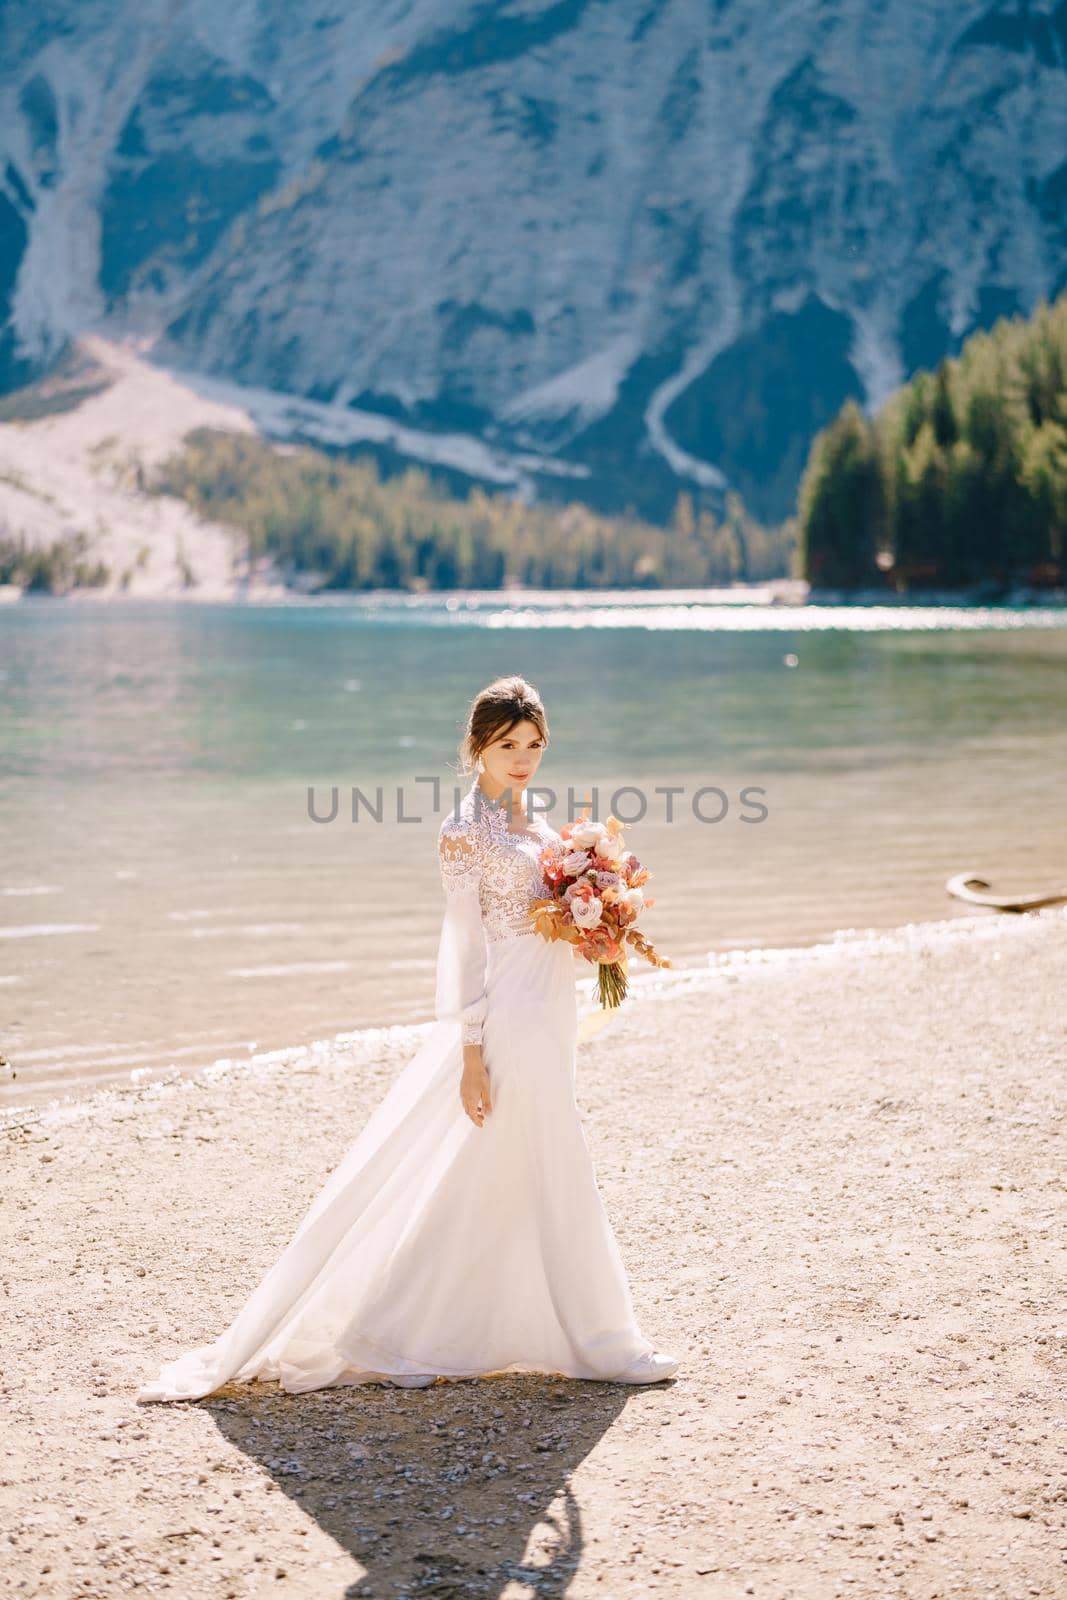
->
xmin=207 ymin=1371 xmax=647 ymax=1596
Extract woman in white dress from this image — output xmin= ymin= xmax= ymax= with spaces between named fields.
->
xmin=137 ymin=675 xmax=677 ymax=1402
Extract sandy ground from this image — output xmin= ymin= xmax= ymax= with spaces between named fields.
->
xmin=0 ymin=336 xmax=291 ymax=601
xmin=2 ymin=907 xmax=1064 ymax=1600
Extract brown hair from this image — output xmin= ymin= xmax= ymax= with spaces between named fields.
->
xmin=458 ymin=675 xmax=550 ymax=775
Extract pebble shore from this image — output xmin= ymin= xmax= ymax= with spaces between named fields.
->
xmin=3 ymin=907 xmax=1064 ymax=1598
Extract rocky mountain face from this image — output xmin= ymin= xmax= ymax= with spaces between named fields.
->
xmin=2 ymin=1 xmax=1066 ymax=522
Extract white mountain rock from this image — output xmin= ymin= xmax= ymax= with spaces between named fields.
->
xmin=2 ymin=1 xmax=1065 ymax=520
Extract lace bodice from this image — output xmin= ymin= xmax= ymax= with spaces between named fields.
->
xmin=438 ymin=782 xmax=557 ymax=941
xmin=435 ymin=779 xmax=559 ymax=1044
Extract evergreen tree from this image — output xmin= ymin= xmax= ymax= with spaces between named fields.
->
xmin=798 ymin=400 xmax=884 ymax=588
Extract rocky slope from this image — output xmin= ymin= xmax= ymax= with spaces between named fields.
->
xmin=2 ymin=1 xmax=1066 ymax=520
xmin=0 ymin=336 xmax=285 ymax=599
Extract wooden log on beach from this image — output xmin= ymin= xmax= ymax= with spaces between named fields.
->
xmin=946 ymin=872 xmax=1067 ymax=913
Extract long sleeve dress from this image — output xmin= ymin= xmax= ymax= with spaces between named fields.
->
xmin=136 ymin=777 xmax=656 ymax=1401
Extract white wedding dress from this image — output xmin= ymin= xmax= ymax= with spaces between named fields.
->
xmin=137 ymin=778 xmax=658 ymax=1402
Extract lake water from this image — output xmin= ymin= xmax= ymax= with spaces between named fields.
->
xmin=2 ymin=591 xmax=1064 ymax=1113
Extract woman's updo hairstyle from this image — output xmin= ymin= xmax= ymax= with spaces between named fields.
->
xmin=458 ymin=675 xmax=549 ymax=776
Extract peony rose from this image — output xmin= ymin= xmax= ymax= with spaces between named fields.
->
xmin=561 ymin=849 xmax=593 ymax=877
xmin=571 ymin=894 xmax=604 ymax=930
xmin=569 ymin=818 xmax=607 ymax=849
xmin=595 ymin=832 xmax=626 ymax=864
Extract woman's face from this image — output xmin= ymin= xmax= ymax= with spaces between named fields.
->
xmin=479 ymin=718 xmax=546 ymax=800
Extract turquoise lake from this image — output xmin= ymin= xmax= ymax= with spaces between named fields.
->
xmin=1 ymin=592 xmax=1064 ymax=1110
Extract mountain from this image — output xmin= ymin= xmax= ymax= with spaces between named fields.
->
xmin=2 ymin=1 xmax=1066 ymax=523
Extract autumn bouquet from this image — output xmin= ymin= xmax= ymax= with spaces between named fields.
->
xmin=530 ymin=811 xmax=672 ymax=1010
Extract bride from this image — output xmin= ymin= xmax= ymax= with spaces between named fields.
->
xmin=137 ymin=675 xmax=678 ymax=1401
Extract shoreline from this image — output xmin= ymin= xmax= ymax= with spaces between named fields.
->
xmin=3 ymin=583 xmax=1066 ymax=609
xmin=5 ymin=901 xmax=1063 ymax=1133
xmin=3 ymin=885 xmax=1063 ymax=1597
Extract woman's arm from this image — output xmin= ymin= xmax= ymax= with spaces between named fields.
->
xmin=435 ymin=821 xmax=492 ymax=1127
xmin=434 ymin=823 xmax=489 ymax=1048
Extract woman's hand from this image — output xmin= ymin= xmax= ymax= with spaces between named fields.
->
xmin=460 ymin=1045 xmax=493 ymax=1128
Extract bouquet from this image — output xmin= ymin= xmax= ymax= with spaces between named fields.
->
xmin=529 ymin=811 xmax=672 ymax=1010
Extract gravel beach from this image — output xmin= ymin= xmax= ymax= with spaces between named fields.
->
xmin=3 ymin=907 xmax=1064 ymax=1599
